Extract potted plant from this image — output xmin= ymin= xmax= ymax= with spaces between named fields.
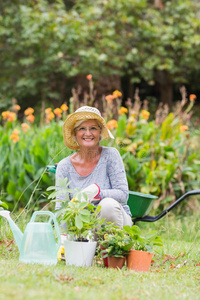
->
xmin=123 ymin=225 xmax=163 ymax=272
xmin=47 ymin=178 xmax=104 ymax=267
xmin=97 ymin=225 xmax=134 ymax=269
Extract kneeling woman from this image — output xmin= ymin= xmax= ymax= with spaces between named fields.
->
xmin=55 ymin=106 xmax=132 ymax=228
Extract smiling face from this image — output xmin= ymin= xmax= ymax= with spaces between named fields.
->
xmin=74 ymin=119 xmax=101 ymax=149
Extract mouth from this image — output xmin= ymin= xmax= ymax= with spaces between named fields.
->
xmin=83 ymin=138 xmax=94 ymax=141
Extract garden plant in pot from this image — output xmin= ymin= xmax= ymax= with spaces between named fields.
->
xmin=47 ymin=178 xmax=104 ymax=267
xmin=97 ymin=224 xmax=134 ymax=269
xmin=123 ymin=225 xmax=163 ymax=272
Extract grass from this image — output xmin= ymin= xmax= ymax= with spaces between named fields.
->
xmin=0 ymin=212 xmax=200 ymax=300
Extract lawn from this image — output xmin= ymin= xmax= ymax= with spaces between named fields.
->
xmin=0 ymin=212 xmax=200 ymax=300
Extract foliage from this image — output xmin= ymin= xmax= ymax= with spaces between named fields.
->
xmin=123 ymin=225 xmax=163 ymax=253
xmin=1 ymin=0 xmax=200 ymax=106
xmin=98 ymin=226 xmax=134 ymax=258
xmin=47 ymin=177 xmax=103 ymax=240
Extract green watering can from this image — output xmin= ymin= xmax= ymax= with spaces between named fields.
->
xmin=0 ymin=210 xmax=61 ymax=265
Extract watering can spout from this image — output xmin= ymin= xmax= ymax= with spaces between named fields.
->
xmin=0 ymin=210 xmax=23 ymax=251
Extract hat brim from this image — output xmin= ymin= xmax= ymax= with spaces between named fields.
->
xmin=63 ymin=111 xmax=114 ymax=150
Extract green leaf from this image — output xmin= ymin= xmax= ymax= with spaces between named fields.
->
xmin=75 ymin=215 xmax=83 ymax=229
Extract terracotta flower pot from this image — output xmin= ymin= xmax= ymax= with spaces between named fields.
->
xmin=100 ymin=245 xmax=108 ymax=268
xmin=108 ymin=256 xmax=126 ymax=269
xmin=127 ymin=250 xmax=153 ymax=272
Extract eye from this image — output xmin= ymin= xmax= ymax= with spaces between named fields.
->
xmin=91 ymin=126 xmax=98 ymax=130
xmin=78 ymin=127 xmax=86 ymax=131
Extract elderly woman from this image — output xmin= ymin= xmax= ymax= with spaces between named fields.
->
xmin=55 ymin=106 xmax=132 ymax=228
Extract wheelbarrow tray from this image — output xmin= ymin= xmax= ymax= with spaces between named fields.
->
xmin=127 ymin=191 xmax=158 ymax=217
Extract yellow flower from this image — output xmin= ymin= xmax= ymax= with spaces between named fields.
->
xmin=112 ymin=90 xmax=122 ymax=98
xmin=180 ymin=125 xmax=189 ymax=132
xmin=118 ymin=107 xmax=128 ymax=115
xmin=107 ymin=120 xmax=118 ymax=129
xmin=60 ymin=104 xmax=68 ymax=111
xmin=24 ymin=107 xmax=34 ymax=116
xmin=141 ymin=110 xmax=150 ymax=120
xmin=126 ymin=123 xmax=136 ymax=136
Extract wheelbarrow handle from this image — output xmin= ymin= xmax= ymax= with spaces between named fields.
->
xmin=132 ymin=189 xmax=200 ymax=223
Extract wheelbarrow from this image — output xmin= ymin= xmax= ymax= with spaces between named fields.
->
xmin=46 ymin=165 xmax=200 ymax=224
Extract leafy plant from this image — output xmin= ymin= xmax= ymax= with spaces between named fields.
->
xmin=47 ymin=178 xmax=104 ymax=241
xmin=99 ymin=227 xmax=134 ymax=258
xmin=123 ymin=225 xmax=163 ymax=253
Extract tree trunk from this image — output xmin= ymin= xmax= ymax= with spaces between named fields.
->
xmin=154 ymin=70 xmax=173 ymax=107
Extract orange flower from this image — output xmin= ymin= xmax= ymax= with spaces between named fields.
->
xmin=105 ymin=95 xmax=114 ymax=102
xmin=13 ymin=104 xmax=21 ymax=112
xmin=21 ymin=123 xmax=30 ymax=132
xmin=112 ymin=90 xmax=122 ymax=98
xmin=180 ymin=125 xmax=189 ymax=132
xmin=10 ymin=133 xmax=19 ymax=143
xmin=26 ymin=114 xmax=35 ymax=123
xmin=118 ymin=107 xmax=128 ymax=115
xmin=189 ymin=94 xmax=196 ymax=101
xmin=2 ymin=111 xmax=11 ymax=120
xmin=107 ymin=120 xmax=118 ymax=129
xmin=141 ymin=110 xmax=150 ymax=120
xmin=12 ymin=128 xmax=20 ymax=135
xmin=46 ymin=112 xmax=55 ymax=121
xmin=24 ymin=107 xmax=34 ymax=115
xmin=54 ymin=108 xmax=62 ymax=117
xmin=45 ymin=108 xmax=52 ymax=114
xmin=86 ymin=74 xmax=92 ymax=80
xmin=7 ymin=112 xmax=16 ymax=122
xmin=10 ymin=129 xmax=20 ymax=143
xmin=60 ymin=104 xmax=68 ymax=111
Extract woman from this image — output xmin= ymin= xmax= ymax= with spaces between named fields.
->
xmin=55 ymin=105 xmax=132 ymax=228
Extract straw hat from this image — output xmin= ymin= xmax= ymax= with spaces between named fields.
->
xmin=63 ymin=106 xmax=114 ymax=150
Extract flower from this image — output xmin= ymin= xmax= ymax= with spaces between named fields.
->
xmin=60 ymin=104 xmax=68 ymax=111
xmin=86 ymin=74 xmax=92 ymax=80
xmin=10 ymin=129 xmax=20 ymax=143
xmin=54 ymin=108 xmax=62 ymax=117
xmin=46 ymin=112 xmax=55 ymax=121
xmin=112 ymin=90 xmax=122 ymax=99
xmin=12 ymin=128 xmax=20 ymax=135
xmin=2 ymin=111 xmax=11 ymax=120
xmin=107 ymin=120 xmax=118 ymax=129
xmin=105 ymin=95 xmax=114 ymax=102
xmin=13 ymin=104 xmax=21 ymax=112
xmin=180 ymin=125 xmax=189 ymax=132
xmin=26 ymin=114 xmax=35 ymax=123
xmin=189 ymin=94 xmax=196 ymax=101
xmin=2 ymin=111 xmax=17 ymax=122
xmin=141 ymin=110 xmax=150 ymax=120
xmin=21 ymin=123 xmax=30 ymax=132
xmin=118 ymin=107 xmax=128 ymax=115
xmin=45 ymin=108 xmax=52 ymax=114
xmin=24 ymin=107 xmax=34 ymax=116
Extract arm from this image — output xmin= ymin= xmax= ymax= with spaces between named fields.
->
xmin=99 ymin=148 xmax=129 ymax=204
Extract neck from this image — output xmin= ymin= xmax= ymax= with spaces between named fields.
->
xmin=78 ymin=145 xmax=102 ymax=161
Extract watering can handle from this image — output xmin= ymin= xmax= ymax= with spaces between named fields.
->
xmin=30 ymin=211 xmax=61 ymax=252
